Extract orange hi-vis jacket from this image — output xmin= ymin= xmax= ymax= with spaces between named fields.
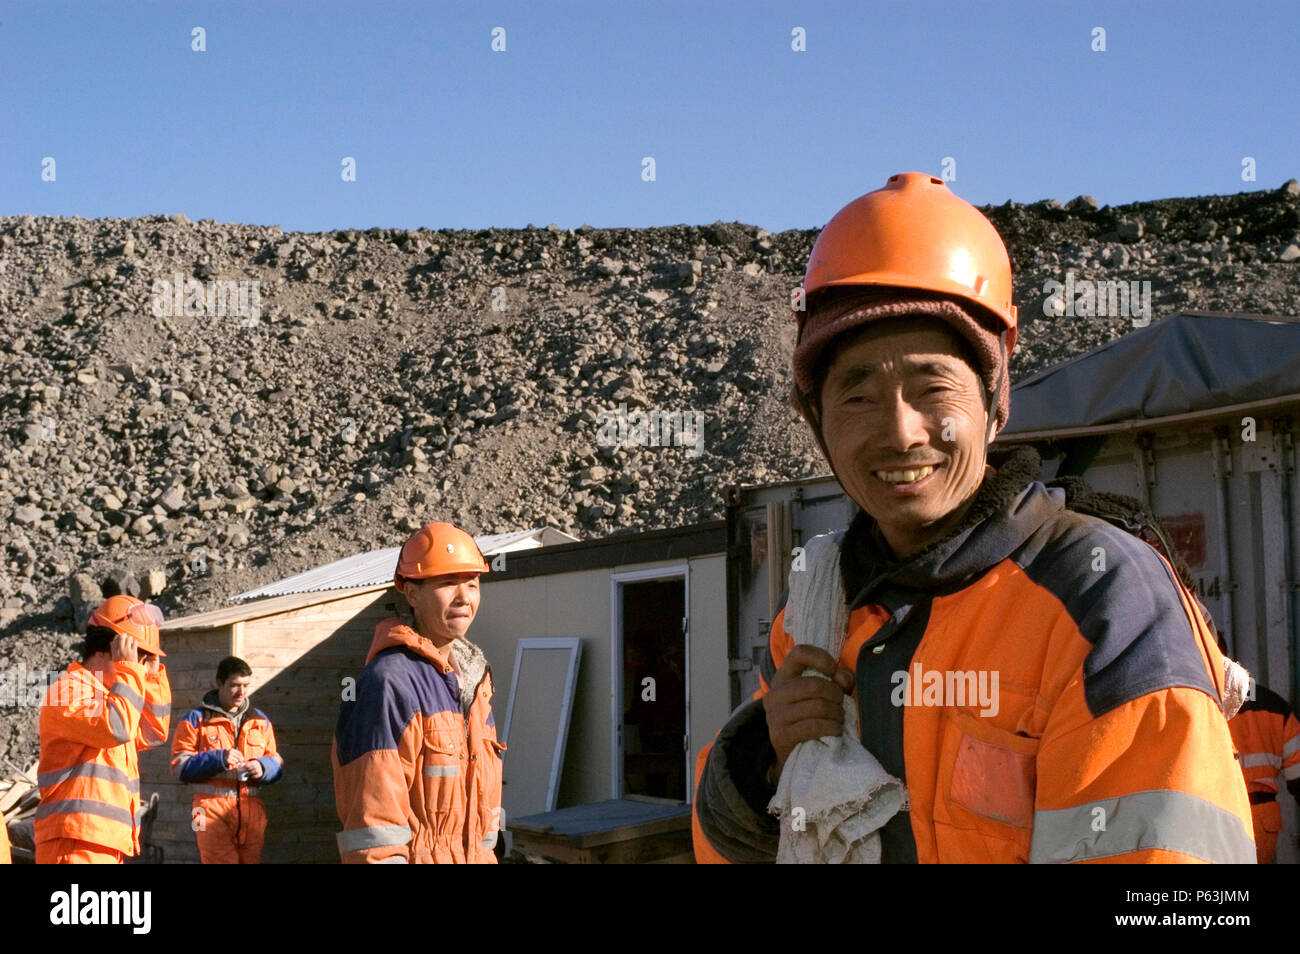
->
xmin=170 ymin=691 xmax=284 ymax=803
xmin=694 ymin=447 xmax=1254 ymax=864
xmin=1229 ymin=684 xmax=1300 ymax=797
xmin=332 ymin=619 xmax=504 ymax=864
xmin=36 ymin=659 xmax=171 ymax=857
xmin=1227 ymin=683 xmax=1300 ymax=862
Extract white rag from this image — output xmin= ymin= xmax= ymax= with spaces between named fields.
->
xmin=768 ymin=531 xmax=908 ymax=863
xmin=1221 ymin=656 xmax=1251 ymax=720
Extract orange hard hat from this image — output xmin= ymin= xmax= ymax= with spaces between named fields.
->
xmin=90 ymin=595 xmax=166 ymax=657
xmin=394 ymin=522 xmax=489 ymax=583
xmin=800 ymin=172 xmax=1018 ymax=352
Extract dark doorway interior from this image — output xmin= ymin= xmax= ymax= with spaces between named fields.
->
xmin=621 ymin=578 xmax=687 ymax=801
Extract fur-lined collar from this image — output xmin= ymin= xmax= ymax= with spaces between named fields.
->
xmin=840 ymin=444 xmax=1052 ymax=606
xmin=368 ymin=617 xmax=490 ymax=714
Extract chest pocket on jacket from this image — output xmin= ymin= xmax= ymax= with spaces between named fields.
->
xmin=423 ymin=727 xmax=465 ymax=826
xmin=937 ymin=707 xmax=1039 ymax=863
xmin=242 ymin=725 xmax=265 ymax=756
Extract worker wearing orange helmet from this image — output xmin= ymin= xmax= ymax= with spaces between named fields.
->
xmin=693 ymin=172 xmax=1253 ymax=863
xmin=171 ymin=655 xmax=284 ymax=863
xmin=36 ymin=594 xmax=171 ymax=863
xmin=332 ymin=522 xmax=504 ymax=863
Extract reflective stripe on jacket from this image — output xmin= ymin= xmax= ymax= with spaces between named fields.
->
xmin=1228 ymin=685 xmax=1300 ymax=797
xmin=36 ymin=660 xmax=171 ymax=856
xmin=170 ymin=690 xmax=284 ymax=799
xmin=694 ymin=447 xmax=1254 ymax=864
xmin=332 ymin=619 xmax=504 ymax=864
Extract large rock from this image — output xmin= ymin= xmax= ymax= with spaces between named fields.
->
xmin=69 ymin=573 xmax=102 ymax=606
xmin=101 ymin=568 xmax=138 ymax=599
xmin=13 ymin=505 xmax=42 ymax=526
xmin=139 ymin=568 xmax=167 ymax=599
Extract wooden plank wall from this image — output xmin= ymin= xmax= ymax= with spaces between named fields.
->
xmin=138 ymin=588 xmax=398 ymax=863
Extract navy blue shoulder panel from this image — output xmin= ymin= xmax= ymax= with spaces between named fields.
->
xmin=1012 ymin=509 xmax=1217 ymax=718
xmin=334 ymin=647 xmax=454 ymax=765
xmin=252 ymin=708 xmax=269 ymax=722
xmin=182 ymin=708 xmax=203 ymax=728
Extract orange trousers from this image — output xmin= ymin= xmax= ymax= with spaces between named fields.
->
xmin=1251 ymin=800 xmax=1282 ymax=864
xmin=36 ymin=838 xmax=124 ymax=864
xmin=194 ymin=795 xmax=267 ymax=864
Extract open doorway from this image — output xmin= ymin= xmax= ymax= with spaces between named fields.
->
xmin=614 ymin=572 xmax=688 ymax=802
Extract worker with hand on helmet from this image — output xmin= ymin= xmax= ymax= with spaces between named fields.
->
xmin=332 ymin=522 xmax=504 ymax=863
xmin=36 ymin=594 xmax=171 ymax=863
xmin=693 ymin=172 xmax=1252 ymax=864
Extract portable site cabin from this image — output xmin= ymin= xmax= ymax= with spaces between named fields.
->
xmin=726 ymin=310 xmax=1300 ymax=863
xmin=142 ymin=527 xmax=578 ymax=863
xmin=144 ymin=522 xmax=731 ymax=862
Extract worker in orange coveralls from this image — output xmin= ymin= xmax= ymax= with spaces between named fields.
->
xmin=172 ymin=656 xmax=283 ymax=863
xmin=332 ymin=522 xmax=504 ymax=863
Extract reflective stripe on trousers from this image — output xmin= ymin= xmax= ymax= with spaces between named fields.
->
xmin=337 ymin=824 xmax=411 ymax=854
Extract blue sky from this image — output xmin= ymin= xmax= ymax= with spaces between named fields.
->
xmin=2 ymin=0 xmax=1296 ymax=232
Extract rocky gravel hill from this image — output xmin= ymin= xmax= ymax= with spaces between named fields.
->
xmin=2 ymin=179 xmax=1299 ymax=764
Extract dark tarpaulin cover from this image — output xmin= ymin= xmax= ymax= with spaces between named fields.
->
xmin=1002 ymin=313 xmax=1300 ymax=436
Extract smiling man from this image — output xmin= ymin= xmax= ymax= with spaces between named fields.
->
xmin=693 ymin=172 xmax=1254 ymax=864
xmin=332 ymin=522 xmax=504 ymax=863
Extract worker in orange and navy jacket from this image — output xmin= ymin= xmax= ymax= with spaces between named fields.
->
xmin=1228 ymin=681 xmax=1300 ymax=863
xmin=332 ymin=522 xmax=504 ymax=864
xmin=693 ymin=173 xmax=1254 ymax=864
xmin=171 ymin=655 xmax=283 ymax=863
xmin=36 ymin=595 xmax=171 ymax=864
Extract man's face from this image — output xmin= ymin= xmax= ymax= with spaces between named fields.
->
xmin=218 ymin=674 xmax=252 ymax=711
xmin=818 ymin=318 xmax=990 ymax=557
xmin=399 ymin=573 xmax=481 ymax=646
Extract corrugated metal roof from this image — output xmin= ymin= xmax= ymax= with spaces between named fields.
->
xmin=227 ymin=527 xmax=578 ymax=602
xmin=161 ymin=584 xmax=390 ymax=633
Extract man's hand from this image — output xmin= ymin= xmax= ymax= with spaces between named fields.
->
xmin=110 ymin=633 xmax=139 ymax=664
xmin=243 ymin=758 xmax=264 ymax=780
xmin=762 ymin=645 xmax=855 ymax=775
xmin=225 ymin=748 xmax=246 ymax=770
